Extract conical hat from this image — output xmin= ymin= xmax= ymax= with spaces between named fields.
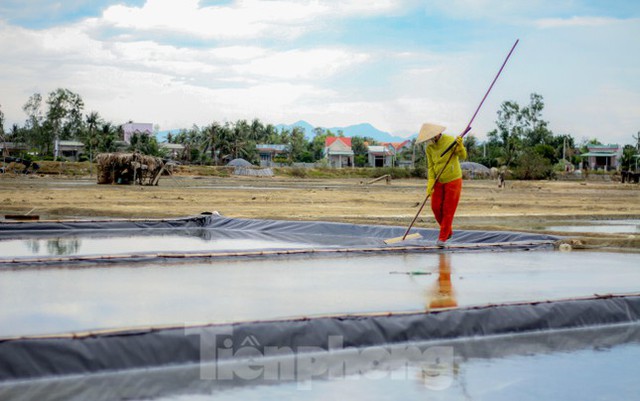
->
xmin=416 ymin=123 xmax=446 ymax=144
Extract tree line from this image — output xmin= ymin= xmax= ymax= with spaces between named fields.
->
xmin=1 ymin=88 xmax=638 ymax=179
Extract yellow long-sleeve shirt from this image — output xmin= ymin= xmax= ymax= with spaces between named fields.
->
xmin=426 ymin=134 xmax=467 ymax=183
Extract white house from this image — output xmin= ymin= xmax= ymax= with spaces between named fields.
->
xmin=54 ymin=140 xmax=85 ymax=161
xmin=367 ymin=145 xmax=393 ymax=167
xmin=580 ymin=144 xmax=623 ymax=171
xmin=161 ymin=143 xmax=185 ymax=159
xmin=324 ymin=137 xmax=354 ymax=168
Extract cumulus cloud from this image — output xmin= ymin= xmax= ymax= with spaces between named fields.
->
xmin=235 ymin=48 xmax=369 ymax=80
xmin=0 ymin=2 xmax=373 ymax=129
xmin=100 ymin=0 xmax=403 ymax=41
xmin=0 ymin=0 xmax=638 ymax=146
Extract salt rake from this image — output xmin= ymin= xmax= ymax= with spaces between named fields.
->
xmin=384 ymin=39 xmax=519 ymax=245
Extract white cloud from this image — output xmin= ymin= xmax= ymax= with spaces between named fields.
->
xmin=534 ymin=16 xmax=621 ymax=28
xmin=100 ymin=0 xmax=403 ymax=40
xmin=0 ymin=8 xmax=372 ymax=130
xmin=235 ymin=48 xmax=369 ymax=80
xmin=1 ymin=0 xmax=638 ymax=147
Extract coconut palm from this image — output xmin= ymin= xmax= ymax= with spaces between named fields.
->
xmin=200 ymin=121 xmax=224 ymax=165
xmin=85 ymin=111 xmax=101 ymax=162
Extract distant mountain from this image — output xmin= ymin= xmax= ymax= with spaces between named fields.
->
xmin=275 ymin=120 xmax=316 ymax=140
xmin=276 ymin=120 xmax=414 ymax=143
xmin=158 ymin=120 xmax=415 ymax=144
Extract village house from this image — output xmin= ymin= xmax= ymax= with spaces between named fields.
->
xmin=381 ymin=140 xmax=413 ymax=167
xmin=160 ymin=143 xmax=185 ymax=159
xmin=55 ymin=140 xmax=85 ymax=161
xmin=0 ymin=142 xmax=28 ymax=157
xmin=324 ymin=137 xmax=354 ymax=168
xmin=256 ymin=144 xmax=289 ymax=166
xmin=367 ymin=145 xmax=394 ymax=167
xmin=580 ymin=144 xmax=622 ymax=171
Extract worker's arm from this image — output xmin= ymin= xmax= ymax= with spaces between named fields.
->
xmin=455 ymin=136 xmax=467 ymax=160
xmin=426 ymin=146 xmax=436 ymax=196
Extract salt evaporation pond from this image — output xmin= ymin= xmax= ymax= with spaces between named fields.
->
xmin=1 ymin=251 xmax=638 ymax=338
xmin=1 ymin=216 xmax=638 ymax=401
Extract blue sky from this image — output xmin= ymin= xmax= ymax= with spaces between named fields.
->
xmin=0 ymin=0 xmax=638 ymax=145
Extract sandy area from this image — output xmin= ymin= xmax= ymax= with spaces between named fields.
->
xmin=1 ymin=173 xmax=639 ymax=250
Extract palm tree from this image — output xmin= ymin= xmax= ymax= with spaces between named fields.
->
xmin=85 ymin=111 xmax=101 ymax=176
xmin=250 ymin=118 xmax=264 ymax=142
xmin=216 ymin=123 xmax=234 ymax=163
xmin=96 ymin=123 xmax=119 ymax=153
xmin=263 ymin=124 xmax=279 ymax=143
xmin=201 ymin=121 xmax=223 ymax=165
xmin=231 ymin=121 xmax=249 ymax=160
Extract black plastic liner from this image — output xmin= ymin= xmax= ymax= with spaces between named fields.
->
xmin=1 ymin=322 xmax=639 ymax=401
xmin=0 ymin=214 xmax=560 ymax=264
xmin=1 ymin=294 xmax=638 ymax=383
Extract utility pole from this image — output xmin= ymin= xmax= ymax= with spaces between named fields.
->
xmin=412 ymin=140 xmax=415 ymax=168
xmin=636 ymin=131 xmax=640 ymax=171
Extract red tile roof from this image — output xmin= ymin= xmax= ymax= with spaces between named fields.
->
xmin=325 ymin=137 xmax=352 ymax=147
xmin=381 ymin=140 xmax=411 ymax=150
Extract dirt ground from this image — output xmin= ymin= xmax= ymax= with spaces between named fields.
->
xmin=1 ymin=172 xmax=639 ymax=250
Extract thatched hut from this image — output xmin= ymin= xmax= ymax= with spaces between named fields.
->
xmin=96 ymin=152 xmax=165 ymax=185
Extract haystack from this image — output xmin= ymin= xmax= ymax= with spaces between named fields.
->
xmin=96 ymin=152 xmax=165 ymax=185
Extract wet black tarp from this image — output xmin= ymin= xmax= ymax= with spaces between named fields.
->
xmin=0 ymin=214 xmax=559 ymax=264
xmin=3 ymin=323 xmax=638 ymax=401
xmin=1 ymin=294 xmax=638 ymax=385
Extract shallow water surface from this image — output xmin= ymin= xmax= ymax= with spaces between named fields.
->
xmin=540 ymin=219 xmax=640 ymax=234
xmin=0 ymin=234 xmax=317 ymax=258
xmin=0 ymin=251 xmax=638 ymax=337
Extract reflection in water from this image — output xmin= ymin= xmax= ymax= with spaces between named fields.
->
xmin=25 ymin=238 xmax=81 ymax=256
xmin=26 ymin=240 xmax=40 ymax=254
xmin=46 ymin=238 xmax=80 ymax=256
xmin=4 ymin=229 xmax=322 ymax=259
xmin=419 ymin=254 xmax=460 ymax=392
xmin=426 ymin=253 xmax=458 ymax=310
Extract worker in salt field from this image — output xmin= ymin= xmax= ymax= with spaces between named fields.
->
xmin=416 ymin=123 xmax=467 ymax=247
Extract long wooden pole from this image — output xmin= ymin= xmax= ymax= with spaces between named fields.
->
xmin=440 ymin=39 xmax=520 ymax=158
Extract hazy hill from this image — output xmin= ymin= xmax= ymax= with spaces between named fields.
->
xmin=158 ymin=121 xmax=415 ymax=143
xmin=276 ymin=120 xmax=414 ymax=143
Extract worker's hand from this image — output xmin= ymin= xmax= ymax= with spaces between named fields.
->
xmin=427 ymin=178 xmax=435 ymax=196
xmin=455 ymin=136 xmax=467 ymax=159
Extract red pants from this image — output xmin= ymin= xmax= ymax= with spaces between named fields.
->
xmin=430 ymin=178 xmax=462 ymax=242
